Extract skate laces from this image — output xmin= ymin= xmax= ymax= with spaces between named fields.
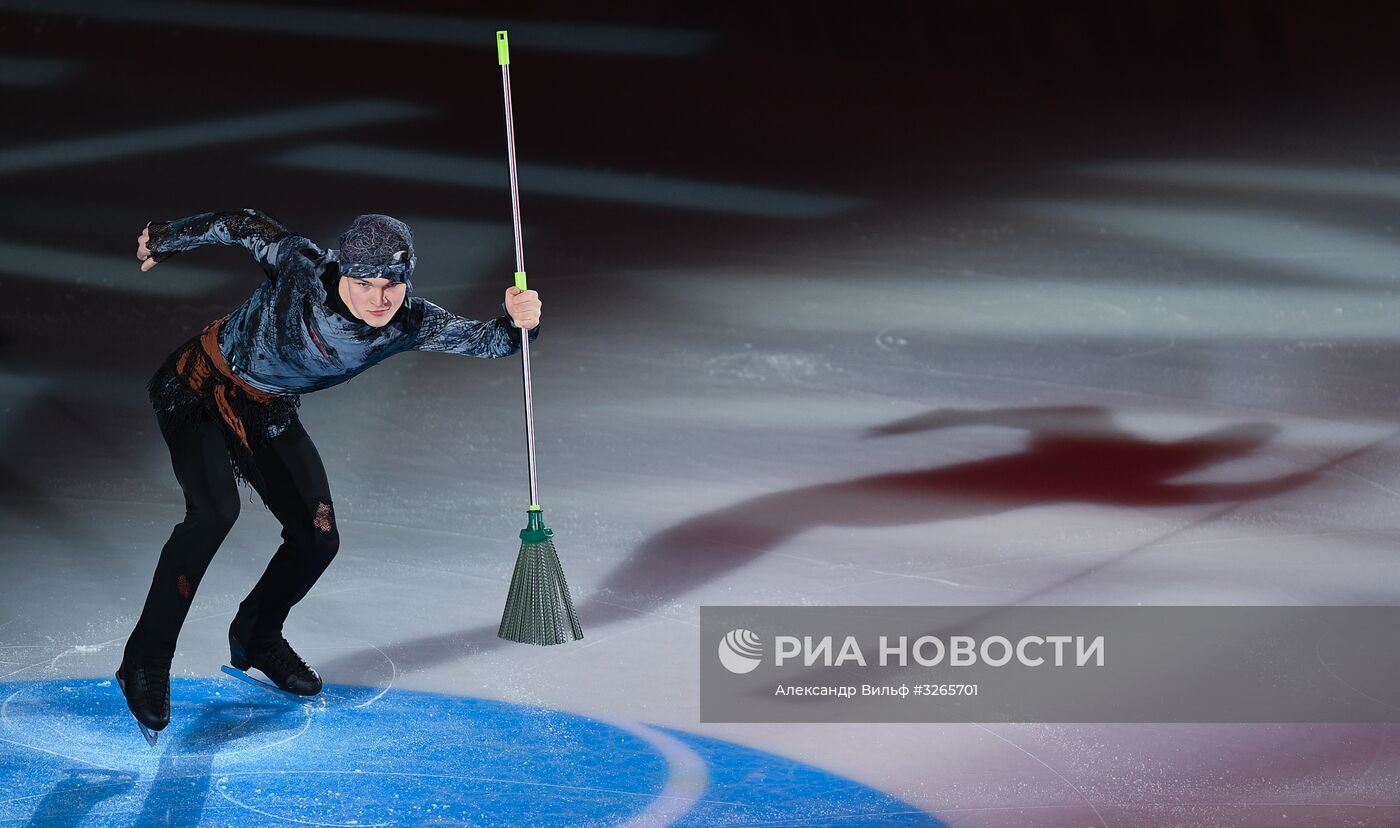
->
xmin=138 ymin=663 xmax=171 ymax=712
xmin=263 ymin=638 xmax=312 ymax=676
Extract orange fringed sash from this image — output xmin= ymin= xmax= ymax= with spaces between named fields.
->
xmin=176 ymin=318 xmax=279 ymax=452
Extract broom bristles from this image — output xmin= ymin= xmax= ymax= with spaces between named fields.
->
xmin=498 ymin=538 xmax=584 ymax=645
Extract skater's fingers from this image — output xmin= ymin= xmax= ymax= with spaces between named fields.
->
xmin=508 ymin=296 xmax=540 ymax=328
xmin=504 ymin=287 xmax=540 ymax=330
xmin=141 ymin=257 xmax=157 ymax=272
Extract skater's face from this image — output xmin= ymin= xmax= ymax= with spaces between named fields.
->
xmin=339 ymin=276 xmax=406 ymax=327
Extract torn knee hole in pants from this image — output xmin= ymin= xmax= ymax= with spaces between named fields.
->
xmin=313 ymin=500 xmax=335 ymax=533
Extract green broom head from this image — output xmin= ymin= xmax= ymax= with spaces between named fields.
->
xmin=498 ymin=506 xmax=584 ymax=645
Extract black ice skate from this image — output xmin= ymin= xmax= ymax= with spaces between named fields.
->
xmin=224 ymin=630 xmax=323 ymax=703
xmin=115 ymin=660 xmax=170 ymax=746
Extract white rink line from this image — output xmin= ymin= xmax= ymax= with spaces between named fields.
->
xmin=0 ymin=239 xmax=238 ymax=298
xmin=1016 ymin=198 xmax=1400 ymax=286
xmin=275 ymin=143 xmax=867 ymax=220
xmin=0 ymin=100 xmax=426 ymax=176
xmin=603 ymin=719 xmax=710 ymax=828
xmin=0 ymin=57 xmax=78 ymax=87
xmin=0 ymin=0 xmax=716 ymax=58
xmin=1077 ymin=158 xmax=1400 ymax=202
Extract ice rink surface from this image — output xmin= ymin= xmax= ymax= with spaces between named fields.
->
xmin=2 ymin=3 xmax=1399 ymax=826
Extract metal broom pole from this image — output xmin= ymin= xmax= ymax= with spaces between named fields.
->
xmin=499 ymin=30 xmax=539 ymax=510
xmin=495 ymin=30 xmax=583 ymax=645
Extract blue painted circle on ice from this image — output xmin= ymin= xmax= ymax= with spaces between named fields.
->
xmin=1 ymin=679 xmax=943 ymax=826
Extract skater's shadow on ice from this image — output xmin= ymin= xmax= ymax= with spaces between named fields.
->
xmin=585 ymin=405 xmax=1310 ymax=616
xmin=320 ymin=405 xmax=1315 ymax=677
xmin=170 ymin=699 xmax=301 ymax=753
xmin=133 ymin=701 xmax=298 ymax=826
xmin=23 ymin=768 xmax=136 ymax=828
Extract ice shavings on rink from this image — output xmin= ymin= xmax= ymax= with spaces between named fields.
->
xmin=0 ymin=679 xmax=941 ymax=827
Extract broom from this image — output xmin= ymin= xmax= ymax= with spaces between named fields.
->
xmin=495 ymin=30 xmax=584 ymax=645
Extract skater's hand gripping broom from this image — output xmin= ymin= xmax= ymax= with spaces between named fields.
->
xmin=495 ymin=30 xmax=583 ymax=645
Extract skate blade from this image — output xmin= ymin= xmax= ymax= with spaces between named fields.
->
xmin=137 ymin=721 xmax=158 ymax=747
xmin=220 ymin=665 xmax=320 ymax=705
xmin=115 ymin=671 xmax=161 ymax=748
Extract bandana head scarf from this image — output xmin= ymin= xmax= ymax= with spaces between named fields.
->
xmin=335 ymin=214 xmax=415 ymax=290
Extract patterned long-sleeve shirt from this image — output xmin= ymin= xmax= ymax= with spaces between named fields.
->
xmin=146 ymin=209 xmax=536 ymax=395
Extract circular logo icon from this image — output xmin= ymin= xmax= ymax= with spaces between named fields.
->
xmin=718 ymin=629 xmax=763 ymax=674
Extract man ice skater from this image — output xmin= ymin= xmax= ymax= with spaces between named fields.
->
xmin=116 ymin=209 xmax=541 ymax=743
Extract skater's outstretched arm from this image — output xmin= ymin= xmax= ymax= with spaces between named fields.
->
xmin=406 ymin=287 xmax=540 ymax=359
xmin=137 ymin=208 xmax=305 ymax=281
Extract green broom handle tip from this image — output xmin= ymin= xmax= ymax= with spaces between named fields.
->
xmin=514 ymin=271 xmax=527 ymax=292
xmin=497 ymin=31 xmax=510 ymax=65
xmin=528 ymin=504 xmax=541 ymax=511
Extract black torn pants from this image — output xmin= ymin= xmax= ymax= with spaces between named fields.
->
xmin=123 ymin=407 xmax=339 ymax=666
